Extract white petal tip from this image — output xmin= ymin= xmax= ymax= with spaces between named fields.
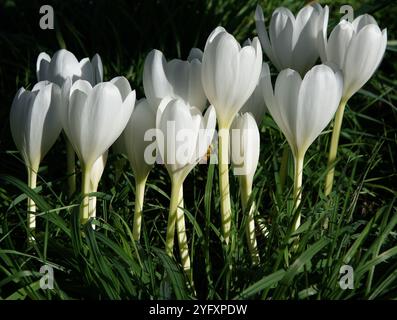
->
xmin=208 ymin=26 xmax=227 ymax=42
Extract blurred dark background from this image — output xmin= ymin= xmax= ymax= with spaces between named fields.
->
xmin=0 ymin=0 xmax=262 ymax=176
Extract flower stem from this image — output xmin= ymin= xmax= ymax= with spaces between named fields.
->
xmin=89 ymin=197 xmax=97 ymax=229
xmin=218 ymin=126 xmax=232 ymax=245
xmin=176 ymin=185 xmax=193 ymax=287
xmin=81 ymin=166 xmax=92 ymax=224
xmin=325 ymin=99 xmax=347 ymax=196
xmin=239 ymin=176 xmax=259 ymax=266
xmin=132 ymin=176 xmax=148 ymax=241
xmin=27 ymin=167 xmax=38 ymax=231
xmin=165 ymin=179 xmax=182 ymax=256
xmin=88 ymin=174 xmax=101 ymax=230
xmin=293 ymin=155 xmax=304 ymax=232
xmin=66 ymin=138 xmax=76 ymax=197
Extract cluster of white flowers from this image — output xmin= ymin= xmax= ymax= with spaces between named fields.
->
xmin=10 ymin=4 xmax=386 ymax=268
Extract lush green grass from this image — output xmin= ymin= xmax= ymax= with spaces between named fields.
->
xmin=0 ymin=0 xmax=396 ymax=299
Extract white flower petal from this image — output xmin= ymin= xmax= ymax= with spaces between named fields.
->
xmin=10 ymin=88 xmax=34 ymax=166
xmin=255 ymin=5 xmax=276 ymax=66
xmin=188 ymin=59 xmax=207 ymax=111
xmin=32 ymin=80 xmax=51 ymax=92
xmin=202 ymin=28 xmax=262 ymax=128
xmin=230 ymin=112 xmax=260 ymax=180
xmin=46 ymin=49 xmax=82 ymax=86
xmin=318 ymin=6 xmax=329 ymax=62
xmin=64 ymin=81 xmax=134 ymax=168
xmin=110 ymin=76 xmax=132 ymax=100
xmin=90 ymin=151 xmax=108 ymax=190
xmin=292 ymin=4 xmax=326 ymax=74
xmin=205 ymin=26 xmax=227 ymax=44
xmin=63 ymin=80 xmax=91 ymax=162
xmin=325 ymin=21 xmax=354 ymax=69
xmin=10 ymin=82 xmax=62 ymax=170
xmin=143 ymin=49 xmax=173 ymax=109
xmin=156 ymin=96 xmax=174 ymax=131
xmin=257 ymin=4 xmax=328 ymax=74
xmin=296 ymin=65 xmax=342 ymax=155
xmin=124 ymin=98 xmax=156 ymax=180
xmin=273 ymin=68 xmax=302 ymax=155
xmin=36 ymin=52 xmax=51 ymax=82
xmin=261 ymin=63 xmax=275 ymax=110
xmin=229 ymin=45 xmax=257 ymax=116
xmin=343 ymin=24 xmax=385 ymax=99
xmin=166 ymin=59 xmax=190 ymax=103
xmin=203 ymin=31 xmax=240 ymax=120
xmin=240 ymin=62 xmax=267 ymax=125
xmin=91 ymin=54 xmax=103 ymax=84
xmin=79 ymin=58 xmax=94 ymax=85
xmin=187 ymin=48 xmax=203 ymax=62
xmin=352 ymin=14 xmax=378 ymax=32
xmin=269 ymin=8 xmax=294 ymax=70
xmin=158 ymin=99 xmax=194 ymax=174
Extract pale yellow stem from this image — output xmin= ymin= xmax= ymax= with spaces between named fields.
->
xmin=80 ymin=166 xmax=92 ymax=224
xmin=89 ymin=197 xmax=97 ymax=230
xmin=218 ymin=127 xmax=232 ymax=245
xmin=27 ymin=167 xmax=37 ymax=231
xmin=132 ymin=176 xmax=148 ymax=241
xmin=293 ymin=155 xmax=304 ymax=232
xmin=88 ymin=177 xmax=100 ymax=230
xmin=176 ymin=185 xmax=193 ymax=286
xmin=325 ymin=99 xmax=348 ymax=196
xmin=165 ymin=180 xmax=183 ymax=256
xmin=239 ymin=176 xmax=260 ymax=265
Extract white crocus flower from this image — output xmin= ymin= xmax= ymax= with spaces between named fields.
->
xmin=122 ymin=98 xmax=156 ymax=241
xmin=61 ymin=77 xmax=135 ymax=224
xmin=262 ymin=63 xmax=343 ymax=230
xmin=201 ymin=26 xmax=262 ymax=244
xmin=10 ymin=81 xmax=62 ymax=230
xmin=37 ymin=49 xmax=103 ymax=86
xmin=143 ymin=48 xmax=208 ymax=250
xmin=36 ymin=49 xmax=104 ymax=196
xmin=319 ymin=15 xmax=387 ymax=195
xmin=255 ymin=4 xmax=329 ymax=76
xmin=157 ymin=97 xmax=216 ymax=280
xmin=230 ymin=112 xmax=260 ymax=264
xmin=81 ymin=75 xmax=132 ymax=226
xmin=319 ymin=14 xmax=387 ymax=100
